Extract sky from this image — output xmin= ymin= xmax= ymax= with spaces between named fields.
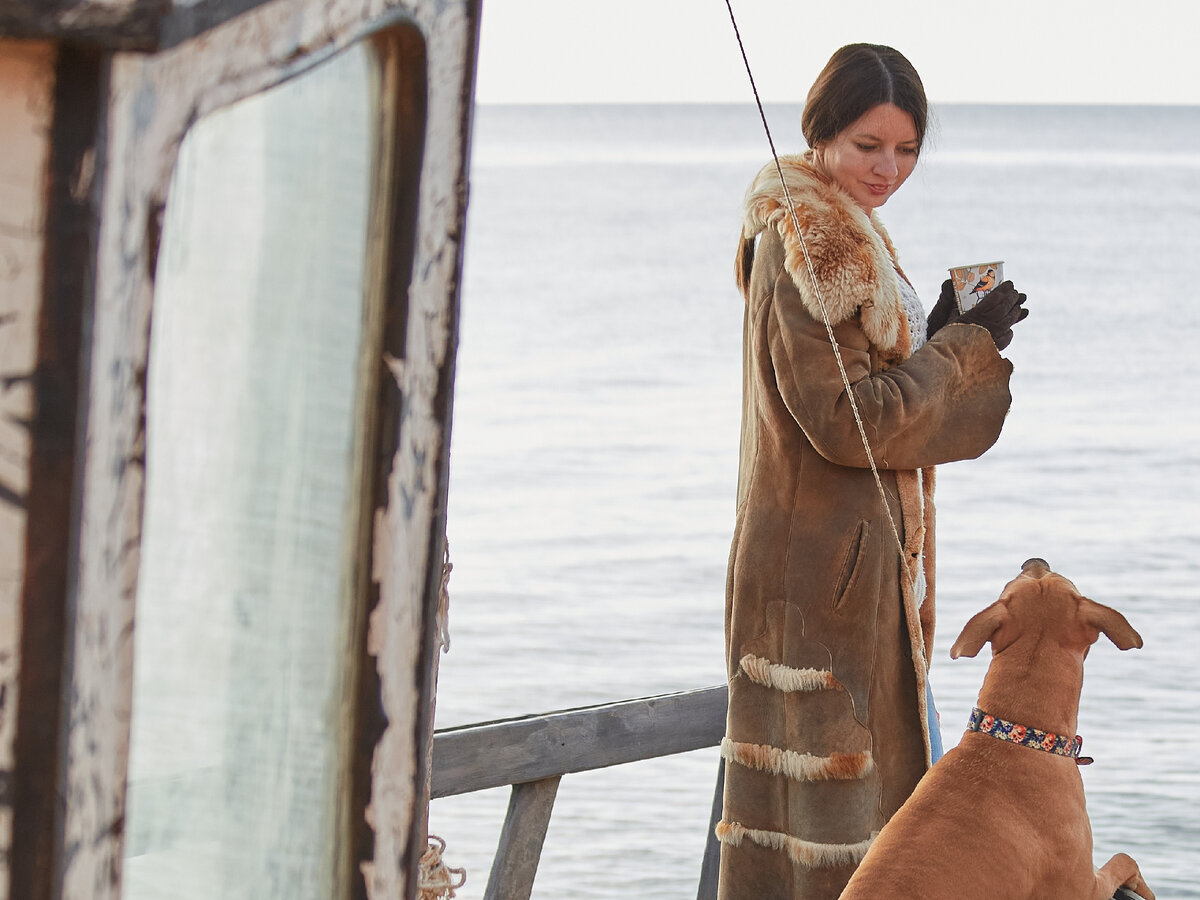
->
xmin=474 ymin=0 xmax=1200 ymax=106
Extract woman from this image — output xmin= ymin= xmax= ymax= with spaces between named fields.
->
xmin=717 ymin=44 xmax=1027 ymax=900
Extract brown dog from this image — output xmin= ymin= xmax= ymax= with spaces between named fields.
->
xmin=839 ymin=559 xmax=1155 ymax=900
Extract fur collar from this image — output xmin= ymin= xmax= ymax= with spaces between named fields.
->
xmin=742 ymin=153 xmax=910 ymax=358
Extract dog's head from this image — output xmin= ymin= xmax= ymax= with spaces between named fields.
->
xmin=950 ymin=558 xmax=1143 ymax=660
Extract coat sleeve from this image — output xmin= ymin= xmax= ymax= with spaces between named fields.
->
xmin=767 ymin=262 xmax=1014 ymax=470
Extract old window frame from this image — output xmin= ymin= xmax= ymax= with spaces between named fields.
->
xmin=0 ymin=2 xmax=479 ymax=898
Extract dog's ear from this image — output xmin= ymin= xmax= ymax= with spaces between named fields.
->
xmin=1079 ymin=597 xmax=1144 ymax=650
xmin=950 ymin=601 xmax=1012 ymax=658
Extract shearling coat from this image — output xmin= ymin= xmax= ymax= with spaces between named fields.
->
xmin=717 ymin=154 xmax=1014 ymax=900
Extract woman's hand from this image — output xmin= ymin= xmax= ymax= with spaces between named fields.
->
xmin=925 ymin=280 xmax=958 ymax=339
xmin=959 ymin=281 xmax=1028 ymax=350
xmin=926 ymin=279 xmax=1028 ymax=350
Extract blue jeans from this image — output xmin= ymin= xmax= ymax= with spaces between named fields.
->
xmin=926 ymin=680 xmax=944 ymax=763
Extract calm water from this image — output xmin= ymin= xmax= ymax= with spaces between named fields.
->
xmin=429 ymin=103 xmax=1200 ymax=898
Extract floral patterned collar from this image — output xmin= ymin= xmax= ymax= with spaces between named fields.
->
xmin=967 ymin=707 xmax=1094 ymax=766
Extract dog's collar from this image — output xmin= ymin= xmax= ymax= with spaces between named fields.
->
xmin=967 ymin=707 xmax=1094 ymax=766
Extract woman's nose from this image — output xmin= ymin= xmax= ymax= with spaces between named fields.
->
xmin=875 ymin=152 xmax=899 ymax=177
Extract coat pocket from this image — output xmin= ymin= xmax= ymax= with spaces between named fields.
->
xmin=831 ymin=519 xmax=870 ymax=611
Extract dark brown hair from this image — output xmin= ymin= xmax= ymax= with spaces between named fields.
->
xmin=801 ymin=44 xmax=928 ymax=153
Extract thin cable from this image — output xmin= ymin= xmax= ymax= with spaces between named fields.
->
xmin=723 ymin=0 xmax=904 ymax=558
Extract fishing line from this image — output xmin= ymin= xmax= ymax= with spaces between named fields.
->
xmin=722 ymin=0 xmax=905 ymax=559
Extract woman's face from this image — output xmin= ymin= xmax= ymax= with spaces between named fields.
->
xmin=816 ymin=103 xmax=919 ymax=212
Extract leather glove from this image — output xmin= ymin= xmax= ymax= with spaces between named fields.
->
xmin=958 ymin=281 xmax=1028 ymax=350
xmin=925 ymin=279 xmax=958 ymax=339
xmin=927 ymin=279 xmax=1028 ymax=350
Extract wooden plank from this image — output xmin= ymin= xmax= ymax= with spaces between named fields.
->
xmin=50 ymin=33 xmax=155 ymax=897
xmin=483 ymin=777 xmax=561 ymax=900
xmin=157 ymin=0 xmax=283 ymax=49
xmin=0 ymin=38 xmax=56 ymax=900
xmin=431 ymin=686 xmax=729 ymax=799
xmin=0 ymin=0 xmax=292 ymax=51
xmin=0 ymin=0 xmax=162 ymax=50
xmin=358 ymin=2 xmax=480 ymax=897
xmin=347 ymin=27 xmax=431 ymax=900
xmin=7 ymin=40 xmax=103 ymax=900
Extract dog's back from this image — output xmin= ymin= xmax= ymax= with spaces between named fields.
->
xmin=839 ymin=728 xmax=1094 ymax=898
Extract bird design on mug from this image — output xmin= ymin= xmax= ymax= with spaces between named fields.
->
xmin=970 ymin=267 xmax=997 ymax=301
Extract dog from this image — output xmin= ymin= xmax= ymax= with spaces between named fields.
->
xmin=839 ymin=558 xmax=1155 ymax=900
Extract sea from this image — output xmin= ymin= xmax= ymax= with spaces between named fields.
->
xmin=428 ymin=103 xmax=1200 ymax=899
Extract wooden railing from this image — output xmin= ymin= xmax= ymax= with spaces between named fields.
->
xmin=430 ymin=685 xmax=730 ymax=900
xmin=432 ymin=688 xmax=1150 ymax=900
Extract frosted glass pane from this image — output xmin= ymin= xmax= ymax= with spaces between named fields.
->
xmin=123 ymin=44 xmax=376 ymax=900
